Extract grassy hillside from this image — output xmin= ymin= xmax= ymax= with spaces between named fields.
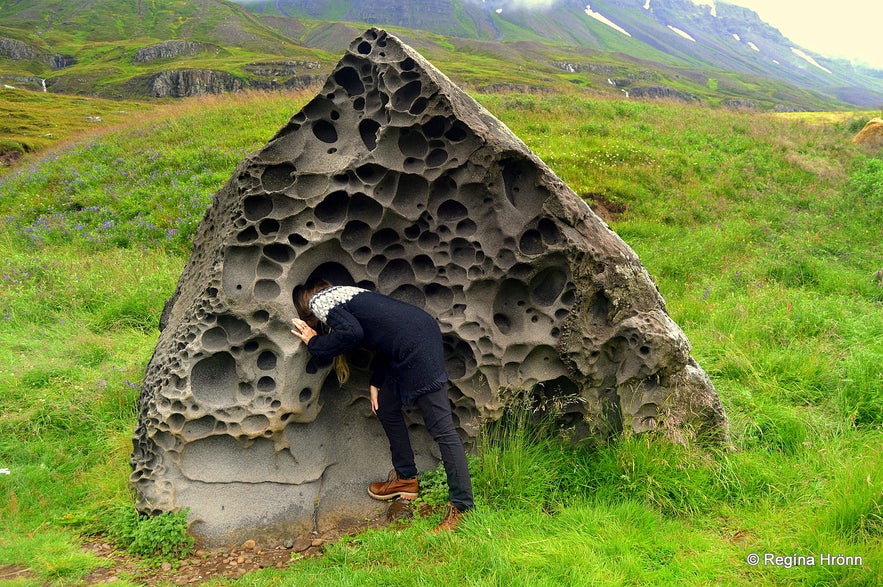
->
xmin=0 ymin=89 xmax=880 ymax=585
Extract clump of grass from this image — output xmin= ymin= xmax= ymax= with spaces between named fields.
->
xmin=822 ymin=446 xmax=883 ymax=542
xmin=472 ymin=387 xmax=585 ymax=510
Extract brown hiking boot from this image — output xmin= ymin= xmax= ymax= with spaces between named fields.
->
xmin=432 ymin=502 xmax=463 ymax=533
xmin=367 ymin=469 xmax=418 ymax=501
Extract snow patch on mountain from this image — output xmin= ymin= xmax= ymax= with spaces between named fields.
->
xmin=668 ymin=25 xmax=696 ymax=42
xmin=791 ymin=47 xmax=832 ymax=73
xmin=584 ymin=4 xmax=631 ymax=37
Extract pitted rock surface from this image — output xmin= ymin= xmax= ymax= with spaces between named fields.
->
xmin=131 ymin=28 xmax=727 ymax=545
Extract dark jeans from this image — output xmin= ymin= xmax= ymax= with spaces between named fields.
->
xmin=375 ymin=383 xmax=474 ymax=512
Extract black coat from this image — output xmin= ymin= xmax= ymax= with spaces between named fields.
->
xmin=306 ymin=286 xmax=448 ymax=405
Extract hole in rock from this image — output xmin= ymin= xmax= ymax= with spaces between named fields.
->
xmin=303 ymin=262 xmax=356 ymax=290
xmin=438 ymin=199 xmax=468 ymax=221
xmin=366 ymin=255 xmax=387 ymax=275
xmin=312 ymin=120 xmax=338 ymax=144
xmin=218 ymin=315 xmax=252 ymax=343
xmin=257 ymin=351 xmax=277 ymax=370
xmin=404 ymin=224 xmax=421 ymax=239
xmin=341 ymin=220 xmax=372 ymax=250
xmin=254 ymin=280 xmax=281 ymax=300
xmin=371 ymin=228 xmax=400 ymax=250
xmin=403 ymin=157 xmax=422 ymax=173
xmin=357 ymin=41 xmax=372 ymax=54
xmin=400 ymin=57 xmax=416 ymax=71
xmin=423 ymin=116 xmax=447 ymax=138
xmin=390 ymin=284 xmax=425 ymax=308
xmin=348 ymin=192 xmax=383 ymax=225
xmin=263 ymin=243 xmax=292 ymax=263
xmin=425 ymin=283 xmax=454 ymax=309
xmin=236 ymin=226 xmax=259 ymax=243
xmin=315 ymin=190 xmax=350 ymax=225
xmin=443 ymin=335 xmax=477 ymax=379
xmin=244 ymin=195 xmax=273 ymax=221
xmin=426 ymin=148 xmax=448 ymax=167
xmin=538 ymin=218 xmax=561 ymax=245
xmin=201 ymin=327 xmax=227 ymax=351
xmin=410 ymin=97 xmax=428 ymax=114
xmin=417 ymin=231 xmax=439 ymax=250
xmin=259 ymin=218 xmax=280 ymax=235
xmin=413 ymin=254 xmax=437 ymax=280
xmin=359 ymin=119 xmax=381 ymax=150
xmin=241 ymin=415 xmax=270 ymax=435
xmin=288 ymin=233 xmax=308 ymax=246
xmin=299 ymin=388 xmax=313 ymax=403
xmin=493 ymin=313 xmax=511 ymax=334
xmin=182 ymin=416 xmax=217 ymax=439
xmin=191 ymin=352 xmax=238 ymax=406
xmin=451 ymin=239 xmax=476 ymax=267
xmin=392 ymin=80 xmax=422 ymax=111
xmin=260 ymin=164 xmax=296 ymax=192
xmin=519 ymin=229 xmax=544 ymax=256
xmin=456 ymin=219 xmax=477 ymax=236
xmin=353 ymin=246 xmax=372 ymax=263
xmin=257 ymin=376 xmax=276 ymax=392
xmin=355 ymin=163 xmax=385 ymax=184
xmin=379 ymin=259 xmax=415 ymax=288
xmin=530 ymin=267 xmax=568 ymax=306
xmin=639 ymin=345 xmax=651 ymax=356
xmin=493 ymin=279 xmax=529 ymax=335
xmin=398 ymin=128 xmax=429 ymax=158
xmin=444 ymin=122 xmax=468 ymax=142
xmin=353 ymin=97 xmax=365 ymax=110
xmin=590 ymin=292 xmax=609 ymax=321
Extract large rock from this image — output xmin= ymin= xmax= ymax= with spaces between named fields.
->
xmin=131 ymin=28 xmax=727 ymax=545
xmin=853 ymin=118 xmax=883 ymax=152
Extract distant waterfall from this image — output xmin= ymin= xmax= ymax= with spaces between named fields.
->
xmin=41 ymin=78 xmax=46 ymax=92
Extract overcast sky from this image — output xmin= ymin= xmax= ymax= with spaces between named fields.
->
xmin=707 ymin=0 xmax=883 ymax=68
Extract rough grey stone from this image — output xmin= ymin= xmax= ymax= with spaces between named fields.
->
xmin=133 ymin=41 xmax=220 ymax=63
xmin=131 ymin=27 xmax=727 ymax=545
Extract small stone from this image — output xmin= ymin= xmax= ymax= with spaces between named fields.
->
xmin=241 ymin=539 xmax=256 ymax=550
xmin=310 ymin=538 xmax=324 ymax=548
xmin=292 ymin=537 xmax=312 ymax=552
xmin=283 ymin=538 xmax=294 ymax=549
xmin=160 ymin=562 xmax=172 ymax=572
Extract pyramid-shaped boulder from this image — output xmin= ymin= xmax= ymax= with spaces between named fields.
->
xmin=131 ymin=28 xmax=727 ymax=544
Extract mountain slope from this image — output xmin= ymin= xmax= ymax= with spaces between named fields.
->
xmin=237 ymin=0 xmax=883 ymax=108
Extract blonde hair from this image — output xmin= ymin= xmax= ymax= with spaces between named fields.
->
xmin=294 ymin=279 xmax=350 ymax=384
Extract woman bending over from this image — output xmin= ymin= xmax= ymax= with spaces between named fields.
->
xmin=291 ymin=280 xmax=473 ymax=531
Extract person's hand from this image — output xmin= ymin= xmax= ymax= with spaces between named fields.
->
xmin=291 ymin=318 xmax=317 ymax=344
xmin=369 ymin=385 xmax=380 ymax=414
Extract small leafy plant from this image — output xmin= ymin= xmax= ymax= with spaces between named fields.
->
xmin=103 ymin=505 xmax=195 ymax=559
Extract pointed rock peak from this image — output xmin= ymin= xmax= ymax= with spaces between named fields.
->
xmin=131 ymin=28 xmax=727 ymax=544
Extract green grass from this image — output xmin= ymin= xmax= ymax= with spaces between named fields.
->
xmin=0 ymin=90 xmax=881 ymax=585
